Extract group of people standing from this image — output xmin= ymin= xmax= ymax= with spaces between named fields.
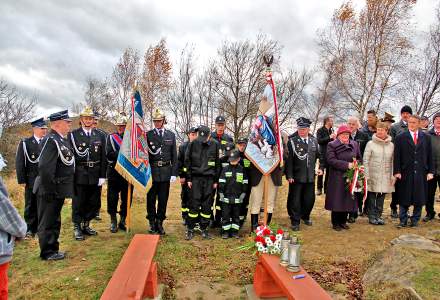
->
xmin=307 ymin=106 xmax=439 ymax=231
xmin=10 ymin=103 xmax=440 ymax=261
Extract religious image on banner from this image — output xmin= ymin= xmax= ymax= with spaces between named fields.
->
xmin=245 ymin=56 xmax=283 ymax=175
xmin=115 ymin=90 xmax=151 ymax=191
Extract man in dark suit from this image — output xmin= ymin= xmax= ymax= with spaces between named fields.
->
xmin=146 ymin=109 xmax=178 ymax=235
xmin=37 ymin=110 xmax=74 ymax=260
xmin=316 ymin=116 xmax=335 ymax=195
xmin=394 ymin=115 xmax=434 ymax=228
xmin=347 ymin=116 xmax=369 ymax=222
xmin=285 ymin=117 xmax=322 ymax=231
xmin=15 ymin=118 xmax=47 ymax=238
xmin=424 ymin=113 xmax=440 ymax=222
xmin=69 ymin=107 xmax=107 ymax=241
xmin=389 ymin=105 xmax=413 ymax=218
xmin=91 ymin=111 xmax=108 ymax=221
xmin=106 ymin=115 xmax=132 ymax=233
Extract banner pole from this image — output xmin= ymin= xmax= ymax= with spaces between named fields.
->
xmin=263 ymin=175 xmax=269 ymax=226
xmin=126 ymin=183 xmax=132 ymax=233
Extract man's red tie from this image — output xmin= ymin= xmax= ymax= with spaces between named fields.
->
xmin=413 ymin=132 xmax=417 ymax=145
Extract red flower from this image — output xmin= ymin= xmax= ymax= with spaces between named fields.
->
xmin=263 ymin=228 xmax=271 ymax=236
xmin=277 ymin=229 xmax=284 ymax=235
xmin=255 ymin=236 xmax=265 ymax=243
xmin=270 ymin=235 xmax=276 ymax=242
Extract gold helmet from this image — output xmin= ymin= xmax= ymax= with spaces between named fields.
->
xmin=115 ymin=115 xmax=128 ymax=126
xmin=152 ymin=108 xmax=165 ymax=121
xmin=80 ymin=106 xmax=94 ymax=117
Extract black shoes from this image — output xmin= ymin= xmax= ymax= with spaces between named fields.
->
xmin=291 ymin=225 xmax=300 ymax=231
xmin=396 ymin=222 xmax=407 ymax=228
xmin=185 ymin=230 xmax=194 ymax=240
xmin=110 ymin=215 xmax=118 ymax=233
xmin=118 ymin=216 xmax=127 ymax=231
xmin=156 ymin=220 xmax=166 ymax=235
xmin=303 ymin=219 xmax=312 ymax=226
xmin=348 ymin=217 xmax=356 ymax=223
xmin=44 ymin=252 xmax=65 ymax=261
xmin=250 ymin=214 xmax=259 ymax=234
xmin=82 ymin=221 xmax=98 ymax=236
xmin=340 ymin=224 xmax=350 ymax=230
xmin=317 ymin=189 xmax=322 ymax=196
xmin=422 ymin=215 xmax=435 ymax=222
xmin=332 ymin=225 xmax=342 ymax=231
xmin=94 ymin=214 xmax=102 ymax=221
xmin=74 ymin=223 xmax=85 ymax=241
xmin=391 ymin=209 xmax=399 ymax=219
xmin=222 ymin=232 xmax=229 ymax=239
xmin=201 ymin=229 xmax=211 ymax=240
xmin=148 ymin=219 xmax=157 ymax=234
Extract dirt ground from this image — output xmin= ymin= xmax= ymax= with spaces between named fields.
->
xmin=4 ymin=175 xmax=440 ymax=299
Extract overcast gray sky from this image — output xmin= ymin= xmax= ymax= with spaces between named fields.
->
xmin=0 ymin=0 xmax=437 ymax=117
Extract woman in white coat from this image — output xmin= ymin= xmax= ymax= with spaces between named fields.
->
xmin=363 ymin=122 xmax=395 ymax=225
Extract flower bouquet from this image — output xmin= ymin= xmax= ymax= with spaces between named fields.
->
xmin=236 ymin=225 xmax=284 ymax=255
xmin=345 ymin=158 xmax=367 ymax=201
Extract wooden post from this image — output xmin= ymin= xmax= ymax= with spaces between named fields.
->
xmin=126 ymin=183 xmax=132 ymax=232
xmin=263 ymin=175 xmax=269 ymax=225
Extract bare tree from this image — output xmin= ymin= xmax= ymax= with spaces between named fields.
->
xmin=82 ymin=77 xmax=114 ymax=120
xmin=318 ymin=0 xmax=415 ymax=118
xmin=167 ymin=45 xmax=197 ymax=142
xmin=276 ymin=68 xmax=313 ymax=131
xmin=0 ymin=79 xmax=36 ymax=135
xmin=110 ymin=47 xmax=140 ymax=117
xmin=140 ymin=39 xmax=172 ymax=125
xmin=403 ymin=6 xmax=440 ymax=117
xmin=194 ymin=64 xmax=217 ymax=128
xmin=210 ymin=34 xmax=282 ymax=140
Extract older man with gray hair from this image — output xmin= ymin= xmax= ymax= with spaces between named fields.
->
xmin=346 ymin=116 xmax=370 ymax=222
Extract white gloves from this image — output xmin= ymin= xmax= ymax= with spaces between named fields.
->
xmin=170 ymin=176 xmax=177 ymax=183
xmin=98 ymin=178 xmax=106 ymax=186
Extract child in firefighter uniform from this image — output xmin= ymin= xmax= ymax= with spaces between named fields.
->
xmin=184 ymin=125 xmax=220 ymax=240
xmin=236 ymin=137 xmax=252 ymax=226
xmin=177 ymin=127 xmax=198 ymax=225
xmin=218 ymin=150 xmax=248 ymax=238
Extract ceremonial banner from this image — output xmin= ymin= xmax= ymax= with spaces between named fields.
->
xmin=115 ymin=90 xmax=151 ymax=192
xmin=245 ymin=57 xmax=283 ymax=175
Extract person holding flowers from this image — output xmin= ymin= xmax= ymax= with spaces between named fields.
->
xmin=324 ymin=125 xmax=362 ymax=231
xmin=362 ymin=121 xmax=395 ymax=225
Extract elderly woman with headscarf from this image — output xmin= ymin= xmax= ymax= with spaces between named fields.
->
xmin=324 ymin=125 xmax=362 ymax=231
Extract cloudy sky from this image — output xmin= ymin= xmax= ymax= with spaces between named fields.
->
xmin=0 ymin=0 xmax=438 ymax=118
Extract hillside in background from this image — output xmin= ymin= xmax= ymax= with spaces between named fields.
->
xmin=0 ymin=117 xmax=115 ymax=174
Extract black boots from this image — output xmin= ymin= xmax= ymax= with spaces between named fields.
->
xmin=185 ymin=229 xmax=194 ymax=240
xmin=267 ymin=213 xmax=272 ymax=225
xmin=74 ymin=223 xmax=84 ymax=241
xmin=82 ymin=221 xmax=98 ymax=236
xmin=118 ymin=216 xmax=127 ymax=231
xmin=250 ymin=214 xmax=259 ymax=234
xmin=110 ymin=215 xmax=118 ymax=233
xmin=156 ymin=219 xmax=165 ymax=235
xmin=148 ymin=219 xmax=157 ymax=234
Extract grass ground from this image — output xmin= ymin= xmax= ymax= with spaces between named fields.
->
xmin=4 ymin=175 xmax=440 ymax=300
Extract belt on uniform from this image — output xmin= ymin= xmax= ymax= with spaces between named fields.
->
xmin=80 ymin=161 xmax=100 ymax=168
xmin=152 ymin=161 xmax=171 ymax=167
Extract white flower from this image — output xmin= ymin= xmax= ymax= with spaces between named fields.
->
xmin=266 ymin=240 xmax=274 ymax=247
xmin=257 ymin=245 xmax=265 ymax=252
xmin=276 ymin=234 xmax=283 ymax=241
xmin=262 ymin=248 xmax=269 ymax=253
xmin=255 ymin=242 xmax=263 ymax=248
xmin=265 ymin=237 xmax=272 ymax=244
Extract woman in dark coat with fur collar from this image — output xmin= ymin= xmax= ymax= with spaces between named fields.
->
xmin=325 ymin=125 xmax=362 ymax=231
